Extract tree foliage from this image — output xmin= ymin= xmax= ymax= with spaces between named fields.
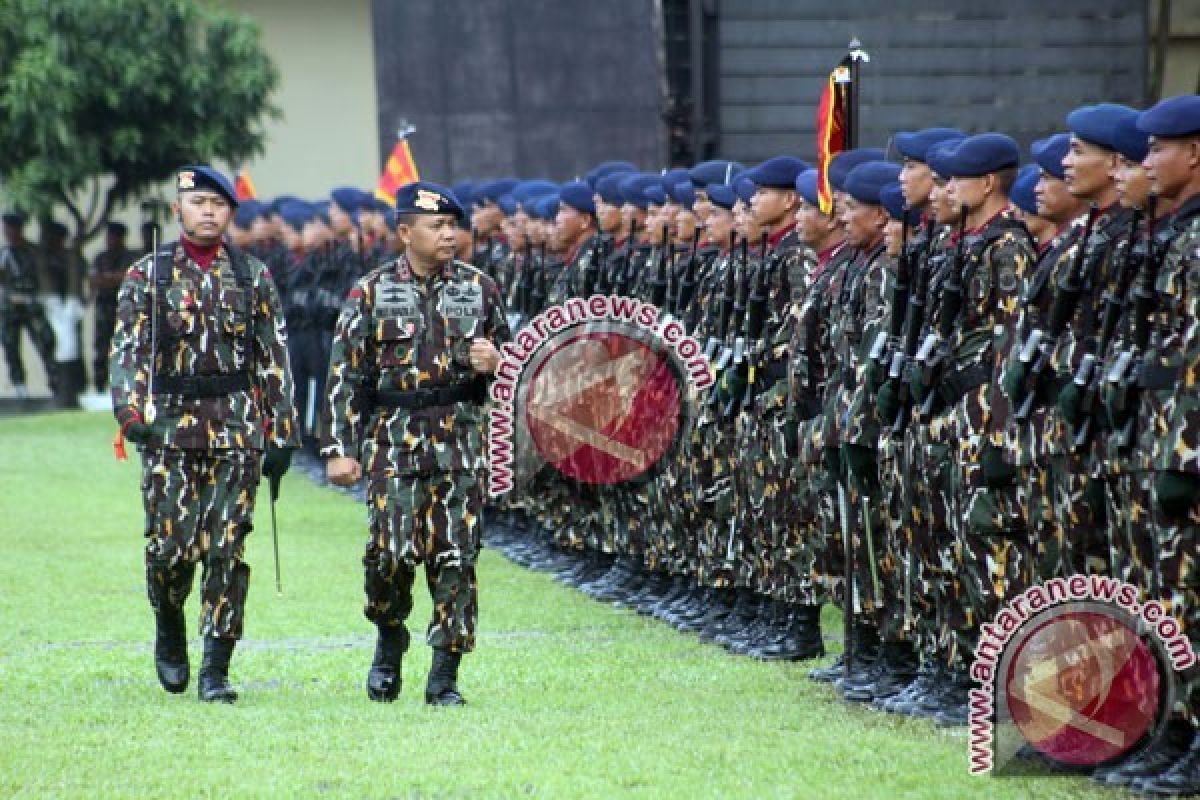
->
xmin=0 ymin=0 xmax=279 ymax=242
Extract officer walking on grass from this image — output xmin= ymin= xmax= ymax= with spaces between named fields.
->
xmin=109 ymin=165 xmax=300 ymax=703
xmin=320 ymin=181 xmax=509 ymax=706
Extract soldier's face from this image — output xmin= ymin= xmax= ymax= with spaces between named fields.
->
xmin=251 ymin=215 xmax=273 ymax=243
xmin=751 ymin=187 xmax=796 ymax=229
xmin=1113 ymin=158 xmax=1151 ymax=209
xmin=842 ymin=197 xmax=886 ymax=247
xmin=554 ymin=205 xmax=592 ymax=245
xmin=328 ymin=204 xmax=354 ymax=236
xmin=281 ymin=223 xmax=302 ymax=251
xmin=1063 ymin=136 xmax=1117 ymax=198
xmin=948 ymin=175 xmax=987 ymax=211
xmin=884 ymin=218 xmax=905 ymax=257
xmin=675 ymin=208 xmax=697 ymax=243
xmin=704 ymin=207 xmax=734 ymax=247
xmin=899 ymin=159 xmax=933 ymax=209
xmin=1035 ymin=172 xmax=1078 ymax=222
xmin=796 ymin=201 xmax=836 ymax=247
xmin=176 ymin=190 xmax=232 ymax=244
xmin=400 ymin=214 xmax=459 ymax=265
xmin=692 ymin=192 xmax=713 ymax=220
xmin=1143 ymin=135 xmax=1200 ymax=202
xmin=595 ymin=198 xmax=622 ymax=233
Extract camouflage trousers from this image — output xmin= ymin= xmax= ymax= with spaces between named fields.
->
xmin=1050 ymin=452 xmax=1110 ymax=576
xmin=141 ymin=447 xmax=259 ymax=640
xmin=812 ymin=447 xmax=845 ymax=609
xmin=364 ymin=469 xmax=483 ymax=653
xmin=919 ymin=411 xmax=958 ymax=666
xmin=781 ymin=415 xmax=827 ymax=607
xmin=843 ymin=445 xmax=884 ymax=621
xmin=696 ymin=414 xmax=738 ymax=588
xmin=763 ymin=403 xmax=800 ymax=599
xmin=1016 ymin=460 xmax=1063 ymax=582
xmin=0 ymin=304 xmax=55 ymax=387
xmin=875 ymin=432 xmax=909 ymax=642
xmin=733 ymin=408 xmax=771 ymax=593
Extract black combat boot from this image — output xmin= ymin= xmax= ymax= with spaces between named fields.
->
xmin=425 ymin=648 xmax=466 ymax=706
xmin=366 ymin=625 xmax=410 ymax=703
xmin=758 ymin=604 xmax=825 ymax=661
xmin=844 ymin=640 xmax=917 ymax=703
xmin=1093 ymin=718 xmax=1192 ymax=787
xmin=808 ymin=654 xmax=845 ymax=683
xmin=1135 ymin=729 xmax=1200 ymax=797
xmin=197 ymin=637 xmax=238 ymax=704
xmin=153 ymin=606 xmax=189 ymax=693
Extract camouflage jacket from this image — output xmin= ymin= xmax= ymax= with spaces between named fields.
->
xmin=1137 ymin=195 xmax=1200 ymax=475
xmin=0 ymin=241 xmax=41 ymax=304
xmin=755 ymin=232 xmax=818 ymax=415
xmin=838 ymin=241 xmax=891 ymax=447
xmin=108 ymin=243 xmax=300 ymax=451
xmin=792 ymin=242 xmax=852 ymax=443
xmin=1002 ymin=221 xmax=1084 ymax=466
xmin=319 ymin=255 xmax=510 ymax=475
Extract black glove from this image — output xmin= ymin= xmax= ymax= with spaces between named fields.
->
xmin=841 ymin=443 xmax=877 ymax=489
xmin=876 ymin=380 xmax=900 ymax=425
xmin=1001 ymin=361 xmax=1028 ymax=406
xmin=262 ymin=446 xmax=293 ymax=493
xmin=1056 ymin=382 xmax=1083 ymax=427
xmin=116 ymin=405 xmax=153 ymax=444
xmin=1155 ymin=471 xmax=1200 ymax=518
xmin=980 ymin=444 xmax=1016 ymax=487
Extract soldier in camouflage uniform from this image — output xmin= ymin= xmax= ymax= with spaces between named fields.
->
xmin=321 ymin=181 xmax=509 ymax=706
xmin=88 ymin=222 xmax=134 ymax=392
xmin=921 ymin=134 xmax=1036 ymax=725
xmin=110 ymin=166 xmax=300 ymax=703
xmin=0 ymin=211 xmax=56 ymax=397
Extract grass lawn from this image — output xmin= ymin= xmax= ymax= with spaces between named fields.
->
xmin=0 ymin=412 xmax=1129 ymax=799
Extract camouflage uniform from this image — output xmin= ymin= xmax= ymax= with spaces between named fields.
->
xmin=0 ymin=240 xmax=55 ymax=388
xmin=89 ymin=245 xmax=134 ymax=390
xmin=109 ymin=243 xmax=300 ymax=639
xmin=320 ymin=255 xmax=510 ymax=653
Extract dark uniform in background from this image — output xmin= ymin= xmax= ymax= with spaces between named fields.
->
xmin=0 ymin=211 xmax=56 ymax=395
xmin=89 ymin=221 xmax=134 ymax=392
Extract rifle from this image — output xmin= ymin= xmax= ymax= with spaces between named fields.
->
xmin=649 ymin=225 xmax=671 ymax=308
xmin=617 ymin=220 xmax=640 ymax=297
xmin=916 ymin=208 xmax=968 ymax=420
xmin=1106 ymin=199 xmax=1159 ymax=449
xmin=581 ymin=236 xmax=606 ymax=298
xmin=674 ymin=227 xmax=703 ymax=319
xmin=704 ymin=233 xmax=739 ymax=365
xmin=889 ymin=219 xmax=934 ymax=436
xmin=737 ymin=233 xmax=771 ymax=413
xmin=718 ymin=237 xmax=752 ymax=418
xmin=517 ymin=241 xmax=534 ymax=314
xmin=870 ymin=213 xmax=911 ymax=374
xmin=1014 ymin=205 xmax=1100 ymax=422
xmin=530 ymin=244 xmax=548 ymax=313
xmin=269 ymin=469 xmax=283 ymax=595
xmin=1072 ymin=209 xmax=1144 ymax=450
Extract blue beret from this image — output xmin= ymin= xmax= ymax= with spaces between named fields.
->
xmin=1031 ymin=133 xmax=1071 ymax=180
xmin=473 ymin=179 xmax=519 ymax=205
xmin=370 ymin=195 xmax=393 ymax=214
xmin=1068 ymin=104 xmax=1139 ymax=151
xmin=829 ymin=148 xmax=887 ymax=191
xmin=497 ymin=194 xmax=518 ymax=216
xmin=514 ymin=180 xmax=559 ymax=200
xmin=313 ymin=200 xmax=332 ymax=225
xmin=1111 ymin=114 xmax=1150 ymax=162
xmin=669 ymin=182 xmax=695 ymax=210
xmin=643 ymin=185 xmax=668 ymax=207
xmin=1138 ymin=95 xmax=1200 ymax=138
xmin=734 ymin=176 xmax=757 ymax=203
xmin=744 ymin=156 xmax=810 ymax=189
xmin=331 ymin=186 xmax=369 ymax=213
xmin=595 ymin=174 xmax=627 ymax=206
xmin=269 ymin=195 xmax=301 ymax=215
xmin=382 ymin=209 xmax=397 ymax=230
xmin=939 ymin=133 xmax=1020 ymax=177
xmin=176 ymin=165 xmax=238 ymax=207
xmin=661 ymin=168 xmax=692 ymax=191
xmin=532 ymin=194 xmax=560 ymax=221
xmin=586 ymin=161 xmax=638 ymax=188
xmin=1010 ymin=165 xmax=1042 ymax=216
xmin=795 ymin=169 xmax=820 ymax=207
xmin=451 ymin=181 xmax=475 ymax=209
xmin=394 ymin=181 xmax=466 ymax=220
xmin=3 ymin=210 xmax=27 ymax=226
xmin=558 ymin=181 xmax=595 ymax=214
xmin=706 ymin=183 xmax=737 ymax=211
xmin=279 ymin=200 xmax=315 ymax=231
xmin=894 ymin=128 xmax=967 ymax=163
xmin=689 ymin=160 xmax=744 ymax=187
xmin=879 ymin=182 xmax=911 ymax=222
xmin=233 ymin=201 xmax=260 ymax=228
xmin=926 ymin=141 xmax=959 ymax=180
xmin=618 ymin=174 xmax=656 ymax=209
xmin=845 ymin=161 xmax=902 ymax=205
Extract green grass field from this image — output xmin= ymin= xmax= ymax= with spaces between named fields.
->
xmin=0 ymin=412 xmax=1129 ymax=799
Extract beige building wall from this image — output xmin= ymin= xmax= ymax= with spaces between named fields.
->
xmin=1 ymin=0 xmax=378 ymax=399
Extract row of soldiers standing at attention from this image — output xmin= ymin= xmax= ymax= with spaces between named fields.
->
xmin=471 ymin=96 xmax=1199 ymax=795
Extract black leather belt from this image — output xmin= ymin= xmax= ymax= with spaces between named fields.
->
xmin=1138 ymin=362 xmax=1181 ymax=390
xmin=370 ymin=381 xmax=486 ymax=409
xmin=935 ymin=362 xmax=989 ymax=407
xmin=155 ymin=372 xmax=252 ymax=397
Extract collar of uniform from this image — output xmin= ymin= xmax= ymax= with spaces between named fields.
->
xmin=181 ymin=237 xmax=221 ymax=270
xmin=816 ymin=239 xmax=847 ymax=269
xmin=965 ymin=204 xmax=1014 ymax=238
xmin=1169 ymin=192 xmax=1200 ymax=225
xmin=767 ymin=221 xmax=796 ymax=250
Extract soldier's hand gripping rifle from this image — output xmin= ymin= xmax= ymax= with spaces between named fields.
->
xmin=1013 ymin=206 xmax=1100 ymax=422
xmin=737 ymin=233 xmax=772 ymax=414
xmin=890 ymin=219 xmax=933 ymax=436
xmin=674 ymin=227 xmax=703 ymax=322
xmin=581 ymin=235 xmax=607 ymax=298
xmin=1107 ymin=200 xmax=1160 ymax=449
xmin=870 ymin=213 xmax=911 ymax=385
xmin=916 ymin=209 xmax=968 ymax=420
xmin=1073 ymin=208 xmax=1145 ymax=450
xmin=719 ymin=237 xmax=754 ymax=418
